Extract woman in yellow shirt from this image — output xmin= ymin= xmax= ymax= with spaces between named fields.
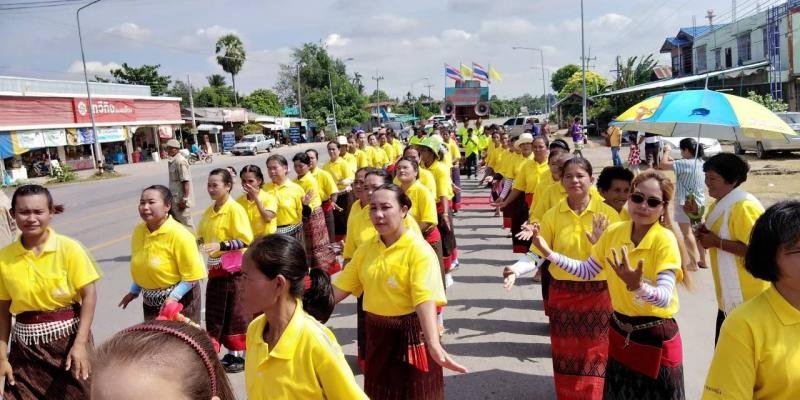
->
xmin=396 ymin=157 xmax=444 ymax=283
xmin=120 ymin=185 xmax=207 ymax=323
xmin=685 ymin=153 xmax=768 ymax=343
xmin=92 ymin=320 xmax=236 ymax=400
xmin=417 ymin=135 xmax=459 ymax=287
xmin=529 ymin=170 xmax=689 ymax=399
xmin=197 ymin=168 xmax=255 ymax=374
xmin=703 ymin=200 xmax=800 ymax=400
xmin=264 ymin=154 xmax=308 ymax=245
xmin=293 ymin=152 xmax=339 ymax=275
xmin=507 ymin=158 xmax=620 ymax=399
xmin=0 ymin=184 xmax=100 ymax=399
xmin=236 ymin=165 xmax=278 ymax=237
xmin=334 ymin=184 xmax=467 ymax=399
xmin=306 ymin=148 xmax=340 ymax=241
xmin=401 ymin=146 xmax=437 ymax=194
xmin=323 ymin=138 xmax=356 ymax=242
xmin=492 ymin=133 xmax=536 ymax=254
xmin=442 ymin=131 xmax=462 ymax=212
xmin=242 ymin=234 xmax=366 ymax=400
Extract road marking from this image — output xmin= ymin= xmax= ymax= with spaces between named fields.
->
xmin=58 ymin=207 xmax=128 ymax=227
xmin=87 ymin=209 xmax=205 ymax=252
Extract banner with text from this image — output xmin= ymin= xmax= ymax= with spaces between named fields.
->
xmin=72 ymin=98 xmax=137 ymax=123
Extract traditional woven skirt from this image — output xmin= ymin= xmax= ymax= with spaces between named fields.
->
xmin=4 ymin=305 xmax=90 ymax=400
xmin=501 ymin=179 xmax=512 ymax=229
xmin=604 ymin=313 xmax=684 ymax=400
xmin=424 ymin=228 xmax=446 ymax=292
xmin=321 ymin=199 xmax=336 ymax=243
xmin=142 ymin=284 xmax=202 ymax=323
xmin=205 ymin=269 xmax=251 ymax=351
xmin=548 ymin=279 xmax=612 ymax=400
xmin=509 ymin=195 xmax=530 ymax=253
xmin=276 ymin=222 xmax=305 ymax=245
xmin=356 ymin=296 xmax=366 ymax=372
xmin=333 ymin=190 xmax=353 ymax=242
xmin=436 ymin=209 xmax=457 ymax=272
xmin=364 ymin=312 xmax=444 ymax=400
xmin=451 ymin=166 xmax=461 ymax=211
xmin=303 ymin=208 xmax=341 ymax=275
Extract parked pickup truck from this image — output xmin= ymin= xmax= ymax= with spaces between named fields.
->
xmin=230 ymin=134 xmax=275 ymax=155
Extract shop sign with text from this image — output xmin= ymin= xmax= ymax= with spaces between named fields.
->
xmin=72 ymin=98 xmax=136 ymax=123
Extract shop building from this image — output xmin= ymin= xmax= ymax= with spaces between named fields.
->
xmin=0 ymin=76 xmax=183 ymax=178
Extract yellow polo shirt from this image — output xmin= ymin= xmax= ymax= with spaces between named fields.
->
xmin=245 ymin=302 xmax=367 ymax=400
xmin=130 ymin=216 xmax=206 ymax=289
xmin=706 ymin=198 xmax=769 ymax=309
xmin=295 ymin=174 xmax=322 ymax=211
xmin=533 ymin=171 xmax=555 ymax=197
xmin=354 ymin=148 xmax=372 ymax=169
xmin=534 ymin=195 xmax=621 ymax=281
xmin=197 ymin=197 xmax=254 ymax=258
xmin=381 ymin=143 xmax=396 ymax=162
xmin=371 ymin=146 xmax=388 ymax=167
xmin=341 ymin=153 xmax=357 ymax=173
xmin=512 ymin=158 xmax=542 ymax=193
xmin=427 ymin=160 xmax=453 ymax=200
xmin=530 ymin=182 xmax=599 ymax=222
xmin=263 ymin=180 xmax=305 ymax=226
xmin=391 ymin=140 xmax=403 ymax=159
xmin=335 ymin=229 xmax=446 ymax=316
xmin=0 ymin=229 xmax=101 ymax=315
xmin=236 ymin=191 xmax=278 ymax=236
xmin=525 ymin=160 xmax=551 ymax=194
xmin=322 ymin=158 xmax=354 ymax=191
xmin=446 ymin=140 xmax=461 ymax=165
xmin=591 ymin=221 xmax=682 ymax=318
xmin=311 ymin=168 xmax=338 ymax=202
xmin=703 ymin=286 xmax=800 ymax=400
xmin=509 ymin=154 xmax=534 ymax=189
xmin=404 ymin=180 xmax=438 ymax=226
xmin=342 ymin=200 xmax=421 ymax=260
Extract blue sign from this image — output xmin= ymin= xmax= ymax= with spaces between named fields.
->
xmin=221 ymin=131 xmax=236 ymax=151
xmin=288 ymin=127 xmax=301 ymax=144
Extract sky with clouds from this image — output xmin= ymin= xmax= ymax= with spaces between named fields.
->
xmin=0 ymin=0 xmax=770 ymax=101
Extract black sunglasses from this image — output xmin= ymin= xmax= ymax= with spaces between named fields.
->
xmin=629 ymin=192 xmax=666 ymax=208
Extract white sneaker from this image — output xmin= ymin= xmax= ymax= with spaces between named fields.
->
xmin=445 ymin=273 xmax=454 ymax=288
xmin=451 ymin=259 xmax=460 ymax=270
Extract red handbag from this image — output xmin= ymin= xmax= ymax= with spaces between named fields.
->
xmin=220 ymin=251 xmax=243 ymax=273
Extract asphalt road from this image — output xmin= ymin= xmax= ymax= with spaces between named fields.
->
xmin=33 ymin=139 xmax=720 ymax=399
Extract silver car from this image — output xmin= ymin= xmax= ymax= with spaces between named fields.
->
xmin=733 ymin=112 xmax=800 ymax=159
xmin=231 ymin=134 xmax=275 ymax=156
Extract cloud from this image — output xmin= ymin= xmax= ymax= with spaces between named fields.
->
xmin=324 ymin=33 xmax=351 ymax=48
xmin=477 ymin=17 xmax=535 ymax=41
xmin=441 ymin=29 xmax=473 ymax=41
xmin=352 ymin=15 xmax=420 ymax=36
xmin=591 ymin=13 xmax=632 ymax=29
xmin=66 ymin=60 xmax=121 ymax=76
xmin=104 ymin=22 xmax=152 ymax=41
xmin=195 ymin=25 xmax=238 ymax=41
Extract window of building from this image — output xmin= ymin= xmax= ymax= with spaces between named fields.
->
xmin=714 ymin=48 xmax=722 ymax=70
xmin=737 ymin=32 xmax=752 ymax=64
xmin=763 ymin=27 xmax=769 ymax=58
xmin=696 ymin=45 xmax=707 ymax=72
xmin=672 ymin=55 xmax=681 ymax=76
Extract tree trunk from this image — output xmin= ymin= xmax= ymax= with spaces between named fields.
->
xmin=231 ymin=73 xmax=238 ymax=106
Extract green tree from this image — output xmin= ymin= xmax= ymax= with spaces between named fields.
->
xmin=207 ymin=74 xmax=227 ymax=88
xmin=352 ymin=72 xmax=365 ymax=95
xmin=242 ymin=88 xmax=282 ymax=115
xmin=165 ymin=80 xmax=196 ymax=108
xmin=109 ymin=63 xmax=171 ymax=96
xmin=746 ymin=90 xmax=789 ymax=112
xmin=215 ymin=34 xmax=246 ymax=106
xmin=275 ymin=43 xmax=369 ymax=129
xmin=551 ymin=64 xmax=580 ymax=94
xmin=368 ymin=90 xmax=392 ymax=103
xmin=559 ymin=70 xmax=608 ymax=97
xmin=614 ymin=55 xmax=657 ymax=90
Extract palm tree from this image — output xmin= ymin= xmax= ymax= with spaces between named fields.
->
xmin=207 ymin=74 xmax=227 ymax=88
xmin=352 ymin=72 xmax=364 ymax=95
xmin=215 ymin=34 xmax=246 ymax=106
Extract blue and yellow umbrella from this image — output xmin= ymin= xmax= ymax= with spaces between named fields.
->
xmin=613 ymin=89 xmax=795 ymax=140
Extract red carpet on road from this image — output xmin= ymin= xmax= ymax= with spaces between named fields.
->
xmin=459 ymin=194 xmax=491 ymax=210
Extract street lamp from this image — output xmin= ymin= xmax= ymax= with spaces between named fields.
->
xmin=530 ymin=66 xmax=552 ymax=115
xmin=77 ymin=0 xmax=103 ymax=167
xmin=328 ymin=57 xmax=354 ymax=134
xmin=512 ymin=46 xmax=548 ymax=115
xmin=410 ymin=77 xmax=428 ymax=120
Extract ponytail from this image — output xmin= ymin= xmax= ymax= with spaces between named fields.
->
xmin=302 ymin=268 xmax=335 ymax=323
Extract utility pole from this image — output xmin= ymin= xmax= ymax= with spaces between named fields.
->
xmin=580 ymin=0 xmax=587 ymax=128
xmin=610 ymin=55 xmax=622 ymax=87
xmin=424 ymin=80 xmax=435 ymax=101
xmin=706 ymin=9 xmax=716 ymax=26
xmin=296 ymin=64 xmax=303 ymax=119
xmin=187 ymin=74 xmax=198 ymax=144
xmin=372 ymin=73 xmax=384 ymax=94
xmin=77 ymin=0 xmax=104 ymax=167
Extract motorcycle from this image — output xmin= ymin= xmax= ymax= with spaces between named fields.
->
xmin=188 ymin=152 xmax=213 ymax=165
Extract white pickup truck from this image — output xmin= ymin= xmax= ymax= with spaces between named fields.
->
xmin=231 ymin=134 xmax=275 ymax=155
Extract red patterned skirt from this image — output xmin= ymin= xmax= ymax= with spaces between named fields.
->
xmin=205 ymin=272 xmax=251 ymax=351
xmin=604 ymin=313 xmax=684 ymax=400
xmin=333 ymin=191 xmax=353 ymax=242
xmin=4 ymin=305 xmax=90 ymax=400
xmin=548 ymin=279 xmax=612 ymax=400
xmin=364 ymin=312 xmax=444 ymax=400
xmin=303 ymin=207 xmax=341 ymax=275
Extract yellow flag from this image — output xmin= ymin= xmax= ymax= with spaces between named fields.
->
xmin=460 ymin=63 xmax=472 ymax=78
xmin=489 ymin=66 xmax=503 ymax=81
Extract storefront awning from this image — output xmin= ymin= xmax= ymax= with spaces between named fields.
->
xmin=593 ymin=60 xmax=769 ymax=98
xmin=196 ymin=124 xmax=223 ymax=132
